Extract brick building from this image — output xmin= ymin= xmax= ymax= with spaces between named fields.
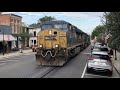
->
xmin=0 ymin=13 xmax=22 ymax=48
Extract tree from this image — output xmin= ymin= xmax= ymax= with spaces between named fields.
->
xmin=103 ymin=12 xmax=120 ymax=49
xmin=20 ymin=27 xmax=30 ymax=47
xmin=91 ymin=25 xmax=106 ymax=40
xmin=39 ymin=16 xmax=56 ymax=23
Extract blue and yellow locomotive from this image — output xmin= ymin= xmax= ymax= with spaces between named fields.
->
xmin=36 ymin=20 xmax=90 ymax=66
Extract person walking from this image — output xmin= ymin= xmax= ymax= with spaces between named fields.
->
xmin=20 ymin=43 xmax=23 ymax=53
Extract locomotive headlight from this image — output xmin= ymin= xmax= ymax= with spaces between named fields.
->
xmin=55 ymin=44 xmax=58 ymax=47
xmin=49 ymin=30 xmax=52 ymax=34
xmin=40 ymin=44 xmax=42 ymax=47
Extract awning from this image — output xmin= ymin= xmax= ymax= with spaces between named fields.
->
xmin=0 ymin=34 xmax=17 ymax=41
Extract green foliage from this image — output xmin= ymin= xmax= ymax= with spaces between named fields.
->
xmin=104 ymin=12 xmax=120 ymax=49
xmin=39 ymin=16 xmax=56 ymax=23
xmin=91 ymin=25 xmax=106 ymax=40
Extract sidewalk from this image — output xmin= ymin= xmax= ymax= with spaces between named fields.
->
xmin=0 ymin=49 xmax=32 ymax=59
xmin=111 ymin=50 xmax=120 ymax=76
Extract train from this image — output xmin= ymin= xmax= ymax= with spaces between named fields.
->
xmin=35 ymin=20 xmax=90 ymax=66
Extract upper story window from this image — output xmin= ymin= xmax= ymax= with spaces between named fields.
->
xmin=17 ymin=20 xmax=19 ymax=23
xmin=11 ymin=18 xmax=14 ymax=22
xmin=34 ymin=31 xmax=36 ymax=37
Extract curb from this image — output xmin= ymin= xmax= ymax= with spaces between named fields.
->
xmin=113 ymin=64 xmax=120 ymax=77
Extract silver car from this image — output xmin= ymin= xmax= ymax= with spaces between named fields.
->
xmin=87 ymin=51 xmax=113 ymax=76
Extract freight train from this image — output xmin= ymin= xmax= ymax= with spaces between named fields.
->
xmin=35 ymin=20 xmax=90 ymax=66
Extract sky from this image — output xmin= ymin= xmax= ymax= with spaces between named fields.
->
xmin=3 ymin=12 xmax=104 ymax=34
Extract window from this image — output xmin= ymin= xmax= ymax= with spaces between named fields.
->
xmin=34 ymin=31 xmax=36 ymax=37
xmin=17 ymin=20 xmax=19 ymax=23
xmin=41 ymin=24 xmax=52 ymax=30
xmin=34 ymin=40 xmax=36 ymax=45
xmin=11 ymin=24 xmax=14 ymax=33
xmin=54 ymin=24 xmax=67 ymax=28
xmin=11 ymin=18 xmax=14 ymax=22
xmin=54 ymin=24 xmax=68 ymax=31
xmin=92 ymin=54 xmax=110 ymax=60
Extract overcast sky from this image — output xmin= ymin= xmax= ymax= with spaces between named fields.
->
xmin=3 ymin=12 xmax=104 ymax=34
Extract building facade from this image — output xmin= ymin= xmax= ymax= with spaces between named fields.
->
xmin=21 ymin=22 xmax=29 ymax=48
xmin=0 ymin=13 xmax=22 ymax=49
xmin=0 ymin=25 xmax=16 ymax=53
xmin=29 ymin=27 xmax=41 ymax=48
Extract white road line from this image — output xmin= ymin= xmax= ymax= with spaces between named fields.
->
xmin=0 ymin=63 xmax=6 ymax=66
xmin=85 ymin=73 xmax=110 ymax=78
xmin=6 ymin=60 xmax=19 ymax=62
xmin=0 ymin=61 xmax=7 ymax=63
xmin=81 ymin=63 xmax=87 ymax=78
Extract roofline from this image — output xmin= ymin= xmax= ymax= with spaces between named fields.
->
xmin=10 ymin=14 xmax=22 ymax=18
xmin=0 ymin=13 xmax=22 ymax=18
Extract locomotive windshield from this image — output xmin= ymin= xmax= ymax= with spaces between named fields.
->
xmin=41 ymin=24 xmax=53 ymax=30
xmin=54 ymin=24 xmax=68 ymax=31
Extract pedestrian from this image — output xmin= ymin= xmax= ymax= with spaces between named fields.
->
xmin=20 ymin=43 xmax=23 ymax=53
xmin=110 ymin=48 xmax=113 ymax=56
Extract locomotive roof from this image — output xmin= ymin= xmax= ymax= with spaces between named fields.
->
xmin=41 ymin=20 xmax=86 ymax=34
xmin=41 ymin=20 xmax=70 ymax=25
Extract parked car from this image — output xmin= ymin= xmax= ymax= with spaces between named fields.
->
xmin=91 ymin=44 xmax=101 ymax=51
xmin=87 ymin=51 xmax=113 ymax=76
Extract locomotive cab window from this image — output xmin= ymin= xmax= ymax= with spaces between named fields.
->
xmin=41 ymin=24 xmax=53 ymax=30
xmin=54 ymin=24 xmax=68 ymax=31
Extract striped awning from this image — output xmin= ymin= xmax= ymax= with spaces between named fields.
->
xmin=0 ymin=34 xmax=17 ymax=41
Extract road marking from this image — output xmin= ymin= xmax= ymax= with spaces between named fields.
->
xmin=0 ymin=63 xmax=6 ymax=66
xmin=81 ymin=63 xmax=87 ymax=78
xmin=0 ymin=61 xmax=7 ymax=63
xmin=0 ymin=60 xmax=19 ymax=62
xmin=85 ymin=73 xmax=110 ymax=78
xmin=6 ymin=60 xmax=19 ymax=62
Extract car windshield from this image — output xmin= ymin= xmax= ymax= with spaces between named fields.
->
xmin=92 ymin=54 xmax=110 ymax=60
xmin=41 ymin=24 xmax=53 ymax=30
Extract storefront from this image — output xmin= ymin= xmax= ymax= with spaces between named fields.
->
xmin=0 ymin=34 xmax=17 ymax=53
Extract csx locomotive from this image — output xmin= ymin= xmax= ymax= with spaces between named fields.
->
xmin=35 ymin=20 xmax=90 ymax=66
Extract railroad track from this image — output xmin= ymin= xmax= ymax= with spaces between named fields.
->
xmin=19 ymin=66 xmax=57 ymax=78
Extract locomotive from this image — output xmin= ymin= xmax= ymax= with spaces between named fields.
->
xmin=35 ymin=20 xmax=90 ymax=66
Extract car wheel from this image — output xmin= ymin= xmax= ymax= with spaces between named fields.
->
xmin=108 ymin=71 xmax=113 ymax=77
xmin=87 ymin=67 xmax=91 ymax=73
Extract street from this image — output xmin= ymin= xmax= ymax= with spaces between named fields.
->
xmin=0 ymin=45 xmax=119 ymax=78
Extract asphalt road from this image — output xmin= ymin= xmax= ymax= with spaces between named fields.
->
xmin=0 ymin=46 xmax=119 ymax=78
